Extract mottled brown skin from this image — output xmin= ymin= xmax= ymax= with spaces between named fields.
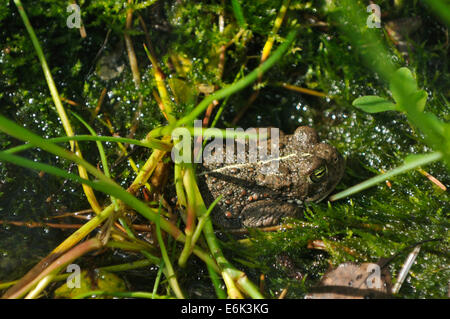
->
xmin=198 ymin=126 xmax=345 ymax=229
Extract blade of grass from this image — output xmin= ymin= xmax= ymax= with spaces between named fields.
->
xmin=207 ymin=263 xmax=227 ymax=299
xmin=4 ymin=134 xmax=172 ymax=154
xmin=100 ymin=116 xmax=141 ymax=173
xmin=126 ymin=137 xmax=170 ymax=194
xmin=202 ymin=217 xmax=264 ymax=298
xmin=330 ymin=152 xmax=442 ymax=201
xmin=261 ymin=0 xmax=291 ymax=62
xmin=152 ymin=260 xmax=165 ymax=299
xmin=13 ymin=0 xmax=75 ymax=143
xmin=191 ymin=195 xmax=222 ymax=250
xmin=232 ymin=0 xmax=291 ymax=125
xmin=178 ymin=29 xmax=297 ymax=127
xmin=25 ymin=274 xmax=54 ymax=299
xmin=177 ymin=163 xmax=198 ymax=267
xmin=222 ymin=271 xmax=244 ymax=298
xmin=4 ymin=238 xmax=102 ymax=299
xmin=73 ymin=290 xmax=173 ymax=299
xmin=231 ymin=0 xmax=247 ymax=29
xmin=0 ymin=151 xmax=183 ymax=239
xmin=0 ymin=151 xmax=220 ymax=297
xmin=0 ymin=259 xmax=160 ymax=291
xmin=13 ymin=0 xmax=102 ymax=214
xmin=155 ymin=203 xmax=185 ymax=298
xmin=100 ymin=259 xmax=159 ymax=272
xmin=143 ymin=44 xmax=177 ymax=124
xmin=123 ymin=2 xmax=140 ymax=84
xmin=277 ymin=82 xmax=327 ymax=97
xmin=146 ymin=29 xmax=298 ymax=138
xmin=180 ymin=164 xmax=264 ymax=298
xmin=146 ymin=124 xmax=266 ymax=143
xmin=0 ymin=115 xmax=115 ymax=185
xmin=71 ymin=111 xmax=119 ymax=210
xmin=422 ymin=0 xmax=450 ymax=26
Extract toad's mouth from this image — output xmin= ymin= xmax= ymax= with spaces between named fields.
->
xmin=310 ymin=190 xmax=334 ymax=203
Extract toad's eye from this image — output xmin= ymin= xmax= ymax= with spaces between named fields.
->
xmin=309 ymin=166 xmax=327 ymax=183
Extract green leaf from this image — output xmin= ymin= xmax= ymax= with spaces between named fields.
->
xmin=421 ymin=112 xmax=446 ymax=137
xmin=404 ymin=153 xmax=432 ymax=164
xmin=412 ymin=90 xmax=428 ymax=112
xmin=352 ymin=95 xmax=398 ymax=113
xmin=389 ymin=67 xmax=418 ymax=107
xmin=168 ymin=78 xmax=198 ymax=106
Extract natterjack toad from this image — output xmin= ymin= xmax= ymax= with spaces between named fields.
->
xmin=198 ymin=126 xmax=345 ymax=229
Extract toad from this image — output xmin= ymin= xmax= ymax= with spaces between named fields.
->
xmin=198 ymin=126 xmax=345 ymax=229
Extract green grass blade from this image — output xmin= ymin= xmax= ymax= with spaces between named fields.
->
xmin=0 ymin=115 xmax=113 ymax=184
xmin=178 ymin=29 xmax=297 ymax=126
xmin=330 ymin=152 xmax=443 ymax=201
xmin=73 ymin=290 xmax=173 ymax=299
xmin=4 ymin=134 xmax=172 ymax=154
xmin=207 ymin=263 xmax=227 ymax=299
xmin=0 ymin=151 xmax=184 ymax=241
xmin=423 ymin=0 xmax=450 ymax=26
xmin=155 ymin=203 xmax=185 ymax=299
xmin=231 ymin=0 xmax=247 ymax=28
xmin=152 ymin=260 xmax=165 ymax=299
xmin=146 ymin=29 xmax=298 ymax=138
xmin=70 ymin=112 xmax=111 ymax=178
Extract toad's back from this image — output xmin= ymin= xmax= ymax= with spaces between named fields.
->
xmin=198 ymin=126 xmax=345 ymax=229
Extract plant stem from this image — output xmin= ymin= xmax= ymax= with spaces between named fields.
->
xmin=202 ymin=218 xmax=264 ymax=298
xmin=13 ymin=0 xmax=102 ymax=214
xmin=181 ymin=165 xmax=264 ymax=298
xmin=99 ymin=259 xmax=158 ymax=272
xmin=0 ymin=115 xmax=116 ymax=186
xmin=155 ymin=206 xmax=185 ymax=299
xmin=191 ymin=195 xmax=222 ymax=249
xmin=146 ymin=29 xmax=298 ymax=138
xmin=143 ymin=44 xmax=177 ymax=123
xmin=152 ymin=260 xmax=165 ymax=299
xmin=73 ymin=290 xmax=173 ymax=299
xmin=232 ymin=0 xmax=291 ymax=125
xmin=222 ymin=271 xmax=244 ymax=298
xmin=231 ymin=0 xmax=247 ymax=28
xmin=174 ymin=163 xmax=187 ymax=210
xmin=52 ymin=205 xmax=116 ymax=254
xmin=126 ymin=138 xmax=170 ymax=194
xmin=261 ymin=0 xmax=291 ymax=62
xmin=3 ymin=238 xmax=102 ymax=299
xmin=330 ymin=152 xmax=443 ymax=201
xmin=207 ymin=264 xmax=227 ymax=299
xmin=24 ymin=274 xmax=55 ymax=299
xmin=71 ymin=111 xmax=120 ymax=210
xmin=4 ymin=134 xmax=171 ymax=154
xmin=278 ymin=82 xmax=327 ymax=97
xmin=177 ymin=164 xmax=198 ymax=267
xmin=0 ymin=259 xmax=160 ymax=291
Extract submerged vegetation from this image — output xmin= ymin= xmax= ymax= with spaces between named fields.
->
xmin=0 ymin=0 xmax=448 ymax=299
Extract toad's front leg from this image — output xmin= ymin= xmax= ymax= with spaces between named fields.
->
xmin=240 ymin=199 xmax=302 ymax=228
